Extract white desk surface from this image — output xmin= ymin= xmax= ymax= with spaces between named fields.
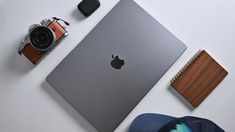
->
xmin=0 ymin=0 xmax=235 ymax=131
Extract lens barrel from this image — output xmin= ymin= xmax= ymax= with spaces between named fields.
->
xmin=30 ymin=26 xmax=55 ymax=51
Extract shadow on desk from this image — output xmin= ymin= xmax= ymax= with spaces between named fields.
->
xmin=6 ymin=52 xmax=34 ymax=73
xmin=72 ymin=8 xmax=86 ymax=21
xmin=41 ymin=81 xmax=97 ymax=132
xmin=168 ymin=85 xmax=194 ymax=111
xmin=4 ymin=39 xmax=34 ymax=75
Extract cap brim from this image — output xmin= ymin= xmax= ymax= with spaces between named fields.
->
xmin=129 ymin=113 xmax=175 ymax=132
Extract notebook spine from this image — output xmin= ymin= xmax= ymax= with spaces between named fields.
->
xmin=170 ymin=50 xmax=205 ymax=84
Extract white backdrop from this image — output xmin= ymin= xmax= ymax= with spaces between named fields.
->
xmin=0 ymin=0 xmax=234 ymax=131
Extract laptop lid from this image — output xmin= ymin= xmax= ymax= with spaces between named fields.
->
xmin=46 ymin=0 xmax=187 ymax=131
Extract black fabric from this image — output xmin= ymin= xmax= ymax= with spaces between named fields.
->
xmin=77 ymin=0 xmax=100 ymax=17
xmin=158 ymin=119 xmax=182 ymax=132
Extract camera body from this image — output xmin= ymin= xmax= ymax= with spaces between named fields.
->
xmin=18 ymin=18 xmax=68 ymax=64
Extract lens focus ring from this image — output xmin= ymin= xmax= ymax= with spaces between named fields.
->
xmin=30 ymin=26 xmax=55 ymax=51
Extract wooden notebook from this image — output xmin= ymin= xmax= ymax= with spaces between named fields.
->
xmin=170 ymin=50 xmax=228 ymax=107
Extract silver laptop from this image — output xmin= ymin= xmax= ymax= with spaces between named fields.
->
xmin=46 ymin=0 xmax=187 ymax=131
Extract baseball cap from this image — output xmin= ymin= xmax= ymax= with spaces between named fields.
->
xmin=129 ymin=113 xmax=176 ymax=132
xmin=129 ymin=113 xmax=224 ymax=132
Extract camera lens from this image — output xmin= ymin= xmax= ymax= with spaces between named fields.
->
xmin=30 ymin=26 xmax=55 ymax=51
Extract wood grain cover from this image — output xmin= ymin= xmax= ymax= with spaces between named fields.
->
xmin=171 ymin=50 xmax=228 ymax=107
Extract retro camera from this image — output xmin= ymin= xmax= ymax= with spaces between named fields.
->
xmin=18 ymin=17 xmax=69 ymax=64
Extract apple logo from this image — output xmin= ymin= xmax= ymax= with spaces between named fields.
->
xmin=110 ymin=54 xmax=125 ymax=69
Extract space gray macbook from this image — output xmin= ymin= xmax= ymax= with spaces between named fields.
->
xmin=46 ymin=0 xmax=187 ymax=131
